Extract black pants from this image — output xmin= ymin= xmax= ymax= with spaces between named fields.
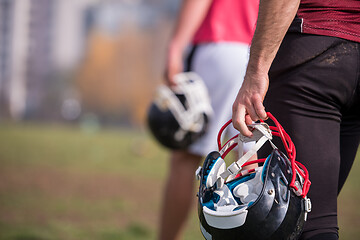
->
xmin=260 ymin=33 xmax=360 ymax=239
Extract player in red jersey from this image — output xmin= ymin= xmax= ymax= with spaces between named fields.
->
xmin=159 ymin=0 xmax=258 ymax=239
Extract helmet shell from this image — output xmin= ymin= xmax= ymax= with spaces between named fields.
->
xmin=198 ymin=149 xmax=306 ymax=240
xmin=147 ymin=98 xmax=208 ymax=149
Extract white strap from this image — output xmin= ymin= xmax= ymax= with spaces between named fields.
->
xmin=220 ymin=136 xmax=269 ymax=179
xmin=219 ymin=123 xmax=272 ymax=180
xmin=237 ymin=123 xmax=272 ymax=156
xmin=236 ymin=135 xmax=269 ymax=168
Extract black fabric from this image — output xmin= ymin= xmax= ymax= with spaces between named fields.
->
xmin=288 ymin=16 xmax=303 ymax=33
xmin=259 ymin=33 xmax=360 ymax=239
xmin=185 ymin=45 xmax=198 ymax=72
xmin=305 ymin=232 xmax=338 ymax=240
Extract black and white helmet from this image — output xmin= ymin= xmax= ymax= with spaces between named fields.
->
xmin=196 ymin=113 xmax=312 ymax=240
xmin=147 ymin=72 xmax=212 ymax=149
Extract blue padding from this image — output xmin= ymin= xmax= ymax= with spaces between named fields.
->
xmin=202 ymin=192 xmax=220 ymax=210
xmin=213 ymin=192 xmax=220 ymax=203
xmin=202 ymin=157 xmax=221 ymax=185
xmin=203 ymin=200 xmax=215 ymax=210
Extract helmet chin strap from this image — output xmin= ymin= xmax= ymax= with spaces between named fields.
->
xmin=219 ymin=123 xmax=273 ymax=181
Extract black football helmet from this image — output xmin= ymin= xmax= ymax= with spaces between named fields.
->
xmin=196 ymin=113 xmax=312 ymax=240
xmin=147 ymin=72 xmax=212 ymax=149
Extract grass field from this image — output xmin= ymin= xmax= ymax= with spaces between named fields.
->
xmin=0 ymin=122 xmax=359 ymax=240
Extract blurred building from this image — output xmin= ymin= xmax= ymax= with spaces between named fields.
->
xmin=0 ymin=0 xmax=98 ymax=120
xmin=0 ymin=0 xmax=180 ymax=125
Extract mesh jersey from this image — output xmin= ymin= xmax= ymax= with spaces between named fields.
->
xmin=192 ymin=0 xmax=259 ymax=45
xmin=294 ymin=0 xmax=360 ymax=42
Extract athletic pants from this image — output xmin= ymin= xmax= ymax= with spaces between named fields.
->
xmin=259 ymin=33 xmax=360 ymax=239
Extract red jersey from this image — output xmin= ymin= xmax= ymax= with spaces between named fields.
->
xmin=297 ymin=0 xmax=360 ymax=42
xmin=192 ymin=0 xmax=259 ymax=45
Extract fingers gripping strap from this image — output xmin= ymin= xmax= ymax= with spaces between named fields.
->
xmin=220 ymin=135 xmax=269 ymax=180
xmin=237 ymin=123 xmax=272 ymax=157
xmin=238 ymin=123 xmax=272 ymax=143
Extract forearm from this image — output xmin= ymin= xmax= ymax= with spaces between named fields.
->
xmin=232 ymin=0 xmax=300 ymax=135
xmin=247 ymin=0 xmax=300 ymax=75
xmin=169 ymin=0 xmax=213 ymax=53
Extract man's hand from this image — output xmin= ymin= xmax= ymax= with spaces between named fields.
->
xmin=165 ymin=43 xmax=183 ymax=86
xmin=232 ymin=69 xmax=269 ymax=137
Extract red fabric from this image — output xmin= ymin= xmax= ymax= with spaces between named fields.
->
xmin=298 ymin=0 xmax=360 ymax=42
xmin=192 ymin=0 xmax=259 ymax=45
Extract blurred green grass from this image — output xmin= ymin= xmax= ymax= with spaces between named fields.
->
xmin=0 ymin=123 xmax=359 ymax=240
